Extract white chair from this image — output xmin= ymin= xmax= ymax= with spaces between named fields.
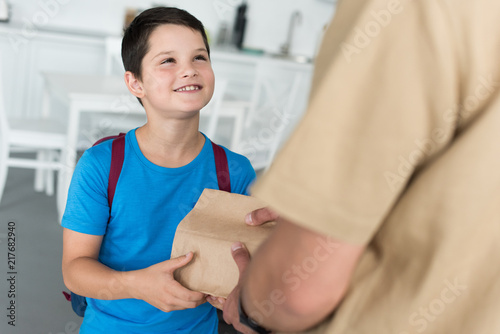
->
xmin=200 ymin=78 xmax=252 ymax=152
xmin=235 ymin=59 xmax=306 ymax=171
xmin=202 ymin=79 xmax=228 ymax=139
xmin=199 ymin=78 xmax=246 ymax=150
xmin=0 ymin=53 xmax=67 ymax=219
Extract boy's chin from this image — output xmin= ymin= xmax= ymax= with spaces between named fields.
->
xmin=175 ymin=109 xmax=202 ymax=119
xmin=179 ymin=102 xmax=208 ymax=114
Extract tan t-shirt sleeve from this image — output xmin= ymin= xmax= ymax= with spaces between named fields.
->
xmin=252 ymin=0 xmax=461 ymax=245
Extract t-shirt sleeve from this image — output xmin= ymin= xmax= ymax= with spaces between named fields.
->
xmin=227 ymin=150 xmax=257 ymax=196
xmin=251 ymin=0 xmax=460 ymax=245
xmin=61 ymin=145 xmax=112 ymax=236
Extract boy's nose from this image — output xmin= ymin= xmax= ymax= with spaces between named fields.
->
xmin=180 ymin=64 xmax=198 ymax=78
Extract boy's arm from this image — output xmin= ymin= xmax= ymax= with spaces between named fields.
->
xmin=62 ymin=228 xmax=206 ymax=312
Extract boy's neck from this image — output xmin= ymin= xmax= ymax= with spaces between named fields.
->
xmin=135 ymin=120 xmax=205 ymax=168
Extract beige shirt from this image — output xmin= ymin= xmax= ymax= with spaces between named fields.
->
xmin=252 ymin=0 xmax=500 ymax=332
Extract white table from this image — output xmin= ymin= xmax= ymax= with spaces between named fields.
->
xmin=41 ymin=72 xmax=144 ymax=218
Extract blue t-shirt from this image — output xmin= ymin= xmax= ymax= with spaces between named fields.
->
xmin=62 ymin=130 xmax=256 ymax=333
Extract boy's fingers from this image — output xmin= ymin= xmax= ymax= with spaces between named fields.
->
xmin=166 ymin=252 xmax=194 ymax=273
xmin=245 ymin=207 xmax=279 ymax=226
xmin=168 ymin=279 xmax=205 ymax=301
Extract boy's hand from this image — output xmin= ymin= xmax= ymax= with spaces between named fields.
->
xmin=129 ymin=252 xmax=207 ymax=312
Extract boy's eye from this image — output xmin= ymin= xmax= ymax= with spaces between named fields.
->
xmin=194 ymin=55 xmax=208 ymax=61
xmin=161 ymin=58 xmax=175 ymax=64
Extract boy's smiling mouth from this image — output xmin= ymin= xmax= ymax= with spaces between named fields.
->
xmin=174 ymin=85 xmax=202 ymax=92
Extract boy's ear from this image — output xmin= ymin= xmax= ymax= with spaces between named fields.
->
xmin=124 ymin=71 xmax=145 ymax=98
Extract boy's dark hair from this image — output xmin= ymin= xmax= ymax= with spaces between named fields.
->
xmin=121 ymin=7 xmax=210 ymax=82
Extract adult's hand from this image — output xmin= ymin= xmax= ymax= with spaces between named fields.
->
xmin=245 ymin=207 xmax=280 ymax=226
xmin=206 ymin=295 xmax=225 ymax=310
xmin=222 ymin=242 xmax=257 ymax=334
xmin=208 ymin=209 xmax=279 ymax=315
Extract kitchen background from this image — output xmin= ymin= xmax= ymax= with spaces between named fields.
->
xmin=0 ymin=0 xmax=336 ymax=333
xmin=7 ymin=0 xmax=334 ymax=56
xmin=1 ymin=0 xmax=335 ymax=117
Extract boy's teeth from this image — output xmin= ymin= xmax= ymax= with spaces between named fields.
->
xmin=177 ymin=85 xmax=199 ymax=91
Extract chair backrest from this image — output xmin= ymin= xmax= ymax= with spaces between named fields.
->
xmin=265 ymin=70 xmax=304 ymax=169
xmin=200 ymin=78 xmax=228 ymax=139
xmin=238 ymin=59 xmax=308 ymax=169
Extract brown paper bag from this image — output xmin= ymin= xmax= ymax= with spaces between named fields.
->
xmin=171 ymin=189 xmax=275 ymax=298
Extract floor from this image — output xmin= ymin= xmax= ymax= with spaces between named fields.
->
xmin=0 ymin=168 xmax=238 ymax=334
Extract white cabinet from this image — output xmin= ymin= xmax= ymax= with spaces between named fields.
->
xmin=0 ymin=25 xmax=105 ymax=118
xmin=210 ymin=49 xmax=313 ymax=166
xmin=211 ymin=48 xmax=313 ymax=127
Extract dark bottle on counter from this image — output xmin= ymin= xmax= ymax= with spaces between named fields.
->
xmin=232 ymin=2 xmax=247 ymax=49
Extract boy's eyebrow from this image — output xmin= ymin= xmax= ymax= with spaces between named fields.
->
xmin=152 ymin=48 xmax=208 ymax=60
xmin=152 ymin=51 xmax=174 ymax=60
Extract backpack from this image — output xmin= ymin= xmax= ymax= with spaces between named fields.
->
xmin=63 ymin=133 xmax=231 ymax=316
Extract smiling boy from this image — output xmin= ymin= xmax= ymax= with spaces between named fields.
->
xmin=61 ymin=7 xmax=255 ymax=333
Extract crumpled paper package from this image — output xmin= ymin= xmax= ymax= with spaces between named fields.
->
xmin=171 ymin=189 xmax=275 ymax=298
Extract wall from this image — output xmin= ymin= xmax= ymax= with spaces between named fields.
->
xmin=4 ymin=0 xmax=335 ymax=59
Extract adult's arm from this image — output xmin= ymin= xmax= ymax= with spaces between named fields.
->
xmin=223 ymin=209 xmax=364 ymax=332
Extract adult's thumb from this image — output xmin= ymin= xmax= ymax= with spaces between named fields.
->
xmin=245 ymin=207 xmax=279 ymax=226
xmin=231 ymin=242 xmax=250 ymax=276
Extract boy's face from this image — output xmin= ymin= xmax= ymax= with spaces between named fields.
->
xmin=136 ymin=24 xmax=215 ymax=118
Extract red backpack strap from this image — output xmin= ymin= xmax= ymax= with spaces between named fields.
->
xmin=107 ymin=134 xmax=126 ymax=209
xmin=92 ymin=133 xmax=126 ymax=209
xmin=93 ymin=133 xmax=125 ymax=147
xmin=211 ymin=141 xmax=231 ymax=192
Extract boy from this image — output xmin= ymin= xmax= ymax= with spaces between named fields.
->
xmin=61 ymin=7 xmax=256 ymax=333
